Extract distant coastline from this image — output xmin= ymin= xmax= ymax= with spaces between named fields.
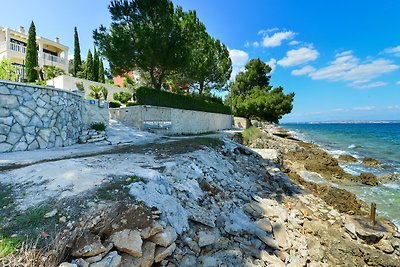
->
xmin=282 ymin=120 xmax=400 ymax=124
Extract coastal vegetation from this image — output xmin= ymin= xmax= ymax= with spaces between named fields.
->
xmin=25 ymin=21 xmax=38 ymax=82
xmin=227 ymin=59 xmax=295 ymax=123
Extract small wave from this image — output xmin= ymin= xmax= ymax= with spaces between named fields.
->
xmin=328 ymin=149 xmax=348 ymax=156
xmin=348 ymin=144 xmax=356 ymax=149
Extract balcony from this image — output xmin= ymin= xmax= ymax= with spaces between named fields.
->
xmin=0 ymin=42 xmax=66 ymax=65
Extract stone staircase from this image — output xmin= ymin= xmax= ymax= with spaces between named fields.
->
xmin=79 ymin=129 xmax=111 ymax=145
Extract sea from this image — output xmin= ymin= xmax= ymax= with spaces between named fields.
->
xmin=281 ymin=121 xmax=400 ymax=228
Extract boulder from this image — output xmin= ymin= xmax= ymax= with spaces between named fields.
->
xmin=149 ymin=226 xmax=177 ymax=247
xmin=110 ymin=229 xmax=143 ymax=257
xmin=140 ymin=222 xmax=163 ymax=239
xmin=255 ymin=218 xmax=273 ymax=233
xmin=358 ymin=173 xmax=378 ymax=186
xmin=198 ymin=230 xmax=219 ymax=247
xmin=71 ymin=233 xmax=107 ymax=258
xmin=89 ymin=251 xmax=121 ymax=267
xmin=338 ymin=155 xmax=358 ymax=163
xmin=154 ymin=242 xmax=176 ymax=263
xmin=362 ymin=157 xmax=381 ymax=167
xmin=272 ymin=219 xmax=290 ymax=250
xmin=58 ymin=263 xmax=78 ymax=267
xmin=120 ymin=241 xmax=155 ymax=267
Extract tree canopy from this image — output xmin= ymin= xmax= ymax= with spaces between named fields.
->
xmin=85 ymin=49 xmax=94 ymax=81
xmin=228 ymin=58 xmax=295 ymax=123
xmin=25 ymin=21 xmax=38 ymax=82
xmin=73 ymin=27 xmax=82 ymax=77
xmin=94 ymin=0 xmax=232 ymax=93
xmin=0 ymin=59 xmax=18 ymax=81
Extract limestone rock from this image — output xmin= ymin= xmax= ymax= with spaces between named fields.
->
xmin=84 ymin=243 xmax=113 ymax=264
xmin=362 ymin=157 xmax=381 ymax=167
xmin=272 ymin=219 xmax=290 ymax=250
xmin=256 ymin=232 xmax=279 ymax=250
xmin=89 ymin=251 xmax=121 ymax=267
xmin=58 ymin=263 xmax=78 ymax=267
xmin=344 ymin=223 xmax=357 ymax=239
xmin=358 ymin=173 xmax=378 ymax=186
xmin=121 ymin=242 xmax=156 ymax=267
xmin=140 ymin=222 xmax=163 ymax=239
xmin=198 ymin=230 xmax=219 ymax=247
xmin=149 ymin=226 xmax=177 ymax=247
xmin=71 ymin=258 xmax=89 ymax=267
xmin=375 ymin=239 xmax=394 ymax=254
xmin=110 ymin=229 xmax=143 ymax=257
xmin=154 ymin=242 xmax=176 ymax=263
xmin=338 ymin=154 xmax=358 ymax=163
xmin=71 ymin=233 xmax=107 ymax=258
xmin=255 ymin=218 xmax=273 ymax=233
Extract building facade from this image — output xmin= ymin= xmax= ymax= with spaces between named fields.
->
xmin=0 ymin=26 xmax=69 ymax=79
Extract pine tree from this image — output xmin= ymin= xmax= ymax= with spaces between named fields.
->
xmin=25 ymin=21 xmax=38 ymax=82
xmin=93 ymin=48 xmax=99 ymax=82
xmin=98 ymin=59 xmax=105 ymax=83
xmin=73 ymin=27 xmax=82 ymax=77
xmin=85 ymin=49 xmax=94 ymax=81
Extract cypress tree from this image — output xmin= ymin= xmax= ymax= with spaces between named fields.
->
xmin=99 ymin=59 xmax=105 ymax=83
xmin=85 ymin=49 xmax=94 ymax=80
xmin=25 ymin=21 xmax=38 ymax=82
xmin=93 ymin=48 xmax=99 ymax=82
xmin=73 ymin=27 xmax=82 ymax=76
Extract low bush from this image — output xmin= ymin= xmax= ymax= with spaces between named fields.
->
xmin=90 ymin=122 xmax=106 ymax=132
xmin=109 ymin=101 xmax=122 ymax=108
xmin=241 ymin=126 xmax=263 ymax=145
xmin=113 ymin=92 xmax=132 ymax=104
xmin=126 ymin=102 xmax=138 ymax=107
xmin=136 ymin=87 xmax=231 ymax=114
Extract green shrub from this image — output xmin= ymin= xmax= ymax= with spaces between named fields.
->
xmin=113 ymin=91 xmax=132 ymax=104
xmin=242 ymin=126 xmax=263 ymax=145
xmin=136 ymin=87 xmax=231 ymax=114
xmin=109 ymin=101 xmax=121 ymax=108
xmin=90 ymin=122 xmax=106 ymax=131
xmin=126 ymin=102 xmax=138 ymax=107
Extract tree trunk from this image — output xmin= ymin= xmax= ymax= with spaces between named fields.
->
xmin=199 ymin=82 xmax=204 ymax=95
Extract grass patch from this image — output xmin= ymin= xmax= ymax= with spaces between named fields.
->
xmin=0 ymin=184 xmax=14 ymax=207
xmin=97 ymin=176 xmax=139 ymax=200
xmin=190 ymin=137 xmax=224 ymax=147
xmin=242 ymin=127 xmax=264 ymax=145
xmin=0 ymin=234 xmax=21 ymax=257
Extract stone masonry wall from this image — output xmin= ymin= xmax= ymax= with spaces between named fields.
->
xmin=110 ymin=105 xmax=232 ymax=134
xmin=0 ymin=81 xmax=85 ymax=153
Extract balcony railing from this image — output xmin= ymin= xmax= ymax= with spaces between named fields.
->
xmin=0 ymin=42 xmax=66 ymax=65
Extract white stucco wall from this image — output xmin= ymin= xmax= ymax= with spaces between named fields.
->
xmin=110 ymin=105 xmax=232 ymax=134
xmin=46 ymin=75 xmax=131 ymax=101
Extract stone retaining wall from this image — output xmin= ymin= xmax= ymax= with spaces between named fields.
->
xmin=0 ymin=81 xmax=109 ymax=153
xmin=110 ymin=105 xmax=232 ymax=134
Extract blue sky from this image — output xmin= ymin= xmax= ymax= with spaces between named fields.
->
xmin=2 ymin=0 xmax=399 ymax=122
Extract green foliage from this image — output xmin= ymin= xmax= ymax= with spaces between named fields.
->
xmin=0 ymin=234 xmax=21 ymax=257
xmin=25 ymin=21 xmax=38 ymax=82
xmin=99 ymin=60 xmax=105 ymax=83
xmin=94 ymin=0 xmax=192 ymax=90
xmin=90 ymin=122 xmax=106 ymax=131
xmin=109 ymin=100 xmax=122 ymax=108
xmin=75 ymin=82 xmax=85 ymax=91
xmin=0 ymin=59 xmax=18 ymax=81
xmin=241 ymin=127 xmax=264 ymax=145
xmin=85 ymin=49 xmax=94 ymax=80
xmin=126 ymin=102 xmax=138 ymax=107
xmin=101 ymin=87 xmax=108 ymax=100
xmin=229 ymin=58 xmax=294 ymax=123
xmin=136 ymin=87 xmax=231 ymax=114
xmin=43 ymin=66 xmax=65 ymax=80
xmin=89 ymin=85 xmax=105 ymax=100
xmin=73 ymin=27 xmax=82 ymax=76
xmin=93 ymin=48 xmax=100 ymax=82
xmin=113 ymin=91 xmax=132 ymax=104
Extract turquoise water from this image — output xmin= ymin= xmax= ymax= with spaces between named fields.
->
xmin=281 ymin=122 xmax=400 ymax=228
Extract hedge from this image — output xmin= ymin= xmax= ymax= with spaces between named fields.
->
xmin=136 ymin=87 xmax=231 ymax=115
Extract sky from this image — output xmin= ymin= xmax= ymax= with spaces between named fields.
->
xmin=1 ymin=0 xmax=399 ymax=122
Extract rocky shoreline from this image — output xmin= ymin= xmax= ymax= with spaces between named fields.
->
xmin=1 ymin=124 xmax=399 ymax=266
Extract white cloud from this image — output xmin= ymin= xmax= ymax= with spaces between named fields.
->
xmin=384 ymin=45 xmax=400 ymax=57
xmin=289 ymin=40 xmax=300 ymax=46
xmin=353 ymin=81 xmax=387 ymax=89
xmin=310 ymin=51 xmax=399 ymax=87
xmin=352 ymin=106 xmax=377 ymax=111
xmin=253 ymin=42 xmax=260 ymax=48
xmin=258 ymin=28 xmax=279 ymax=35
xmin=266 ymin=58 xmax=277 ymax=73
xmin=291 ymin=65 xmax=316 ymax=76
xmin=262 ymin=31 xmax=296 ymax=47
xmin=277 ymin=46 xmax=319 ymax=67
xmin=229 ymin=49 xmax=249 ymax=79
xmin=244 ymin=42 xmax=250 ymax=48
